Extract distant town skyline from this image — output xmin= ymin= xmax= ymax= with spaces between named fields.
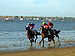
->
xmin=0 ymin=0 xmax=75 ymax=17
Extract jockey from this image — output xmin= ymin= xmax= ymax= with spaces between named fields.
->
xmin=41 ymin=22 xmax=48 ymax=29
xmin=25 ymin=23 xmax=35 ymax=30
xmin=41 ymin=22 xmax=49 ymax=35
xmin=25 ymin=23 xmax=30 ymax=30
xmin=48 ymin=22 xmax=53 ymax=28
xmin=31 ymin=23 xmax=35 ymax=29
xmin=47 ymin=22 xmax=55 ymax=35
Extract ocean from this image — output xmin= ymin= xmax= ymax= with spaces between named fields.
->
xmin=0 ymin=19 xmax=75 ymax=52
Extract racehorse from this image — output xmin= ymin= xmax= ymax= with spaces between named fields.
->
xmin=47 ymin=29 xmax=60 ymax=46
xmin=39 ymin=27 xmax=60 ymax=47
xmin=25 ymin=26 xmax=41 ymax=46
xmin=26 ymin=29 xmax=35 ymax=46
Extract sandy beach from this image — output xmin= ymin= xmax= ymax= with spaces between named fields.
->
xmin=0 ymin=46 xmax=75 ymax=56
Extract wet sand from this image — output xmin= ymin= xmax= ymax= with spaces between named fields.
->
xmin=0 ymin=46 xmax=75 ymax=56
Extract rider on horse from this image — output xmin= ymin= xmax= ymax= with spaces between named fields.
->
xmin=26 ymin=23 xmax=35 ymax=30
xmin=25 ymin=23 xmax=35 ymax=41
xmin=48 ymin=22 xmax=53 ymax=28
xmin=40 ymin=22 xmax=54 ymax=36
xmin=47 ymin=22 xmax=54 ymax=35
xmin=40 ymin=22 xmax=49 ymax=36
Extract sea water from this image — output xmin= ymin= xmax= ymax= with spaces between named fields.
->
xmin=0 ymin=19 xmax=75 ymax=52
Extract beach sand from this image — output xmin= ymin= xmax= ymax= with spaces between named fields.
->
xmin=0 ymin=46 xmax=75 ymax=56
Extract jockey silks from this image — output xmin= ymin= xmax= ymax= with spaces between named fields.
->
xmin=42 ymin=24 xmax=49 ymax=29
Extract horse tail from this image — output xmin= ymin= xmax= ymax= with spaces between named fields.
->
xmin=54 ymin=29 xmax=60 ymax=34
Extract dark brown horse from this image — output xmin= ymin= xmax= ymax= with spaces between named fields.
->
xmin=26 ymin=29 xmax=34 ymax=46
xmin=39 ymin=27 xmax=60 ymax=47
xmin=25 ymin=25 xmax=41 ymax=46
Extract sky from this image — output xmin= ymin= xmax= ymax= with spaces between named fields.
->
xmin=0 ymin=0 xmax=75 ymax=17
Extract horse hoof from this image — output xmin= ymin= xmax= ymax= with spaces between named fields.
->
xmin=39 ymin=42 xmax=41 ymax=44
xmin=58 ymin=41 xmax=60 ymax=42
xmin=48 ymin=44 xmax=50 ymax=46
xmin=48 ymin=42 xmax=51 ymax=45
xmin=42 ymin=46 xmax=44 ymax=47
xmin=34 ymin=41 xmax=36 ymax=43
xmin=30 ymin=45 xmax=32 ymax=46
xmin=54 ymin=44 xmax=56 ymax=47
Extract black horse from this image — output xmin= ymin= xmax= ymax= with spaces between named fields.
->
xmin=39 ymin=27 xmax=60 ymax=47
xmin=47 ymin=29 xmax=60 ymax=46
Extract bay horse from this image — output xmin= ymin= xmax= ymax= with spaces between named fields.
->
xmin=39 ymin=27 xmax=60 ymax=47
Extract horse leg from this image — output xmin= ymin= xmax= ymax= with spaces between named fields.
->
xmin=57 ymin=35 xmax=60 ymax=42
xmin=56 ymin=35 xmax=60 ymax=42
xmin=39 ymin=38 xmax=44 ymax=44
xmin=48 ymin=37 xmax=51 ymax=45
xmin=28 ymin=38 xmax=33 ymax=46
xmin=39 ymin=33 xmax=44 ymax=43
xmin=35 ymin=35 xmax=38 ymax=43
xmin=32 ymin=37 xmax=34 ymax=42
xmin=39 ymin=38 xmax=44 ymax=47
xmin=31 ymin=36 xmax=35 ymax=46
xmin=58 ymin=36 xmax=60 ymax=42
xmin=31 ymin=41 xmax=33 ymax=46
xmin=42 ymin=38 xmax=44 ymax=47
xmin=52 ymin=38 xmax=55 ymax=46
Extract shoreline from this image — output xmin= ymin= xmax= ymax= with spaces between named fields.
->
xmin=0 ymin=46 xmax=75 ymax=56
